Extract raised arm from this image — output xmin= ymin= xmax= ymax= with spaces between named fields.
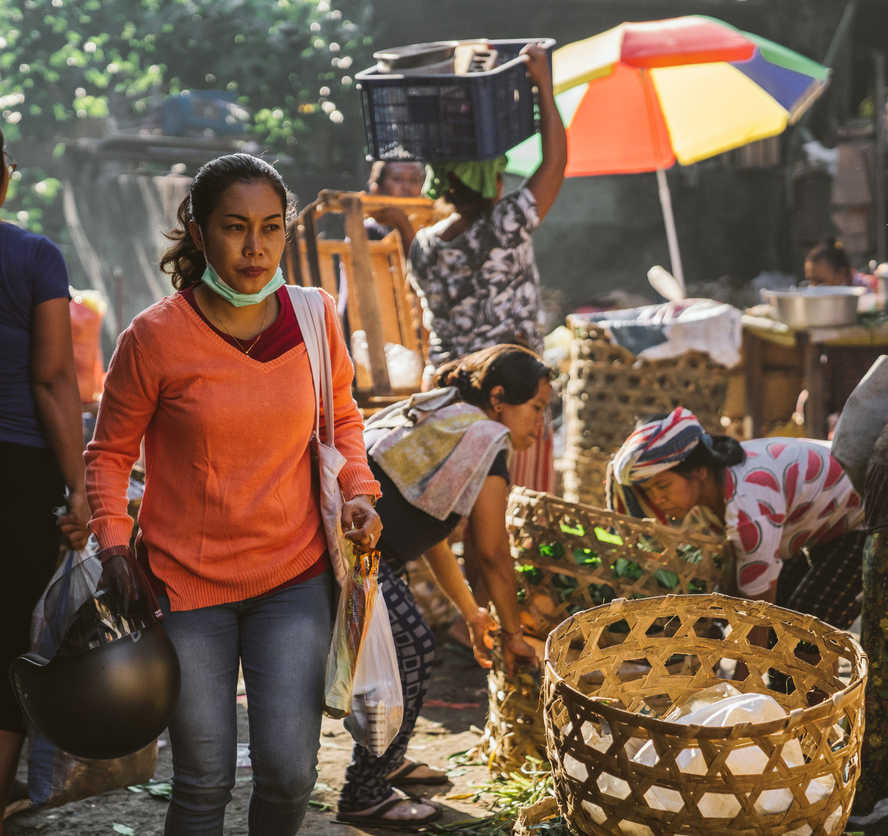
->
xmin=522 ymin=43 xmax=567 ymax=221
xmin=31 ymin=297 xmax=89 ymax=549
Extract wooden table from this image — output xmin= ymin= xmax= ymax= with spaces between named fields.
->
xmin=743 ymin=314 xmax=888 ymax=438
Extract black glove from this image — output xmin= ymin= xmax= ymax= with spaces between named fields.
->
xmin=97 ymin=547 xmax=139 ymax=616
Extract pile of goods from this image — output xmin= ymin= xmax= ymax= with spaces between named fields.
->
xmin=478 ymin=488 xmax=731 ymax=773
xmin=543 ymin=594 xmax=867 ymax=834
xmin=560 ymin=317 xmax=730 ymax=507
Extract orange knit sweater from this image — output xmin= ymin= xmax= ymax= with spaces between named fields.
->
xmin=85 ymin=290 xmax=379 ymax=611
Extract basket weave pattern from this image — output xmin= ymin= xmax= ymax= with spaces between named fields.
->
xmin=508 ymin=489 xmax=731 ymax=634
xmin=543 ymin=594 xmax=867 ymax=835
xmin=479 ymin=489 xmax=731 ymax=774
xmin=560 ymin=319 xmax=730 ymax=507
xmin=477 ymin=644 xmax=545 ymax=773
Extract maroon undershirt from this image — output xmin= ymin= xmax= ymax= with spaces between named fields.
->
xmin=166 ymin=286 xmax=331 ymax=591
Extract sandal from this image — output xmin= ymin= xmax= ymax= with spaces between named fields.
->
xmin=387 ymin=759 xmax=450 ymax=786
xmin=336 ymin=793 xmax=442 ymax=830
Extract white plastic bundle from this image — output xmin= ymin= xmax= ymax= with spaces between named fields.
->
xmin=576 ymin=684 xmax=839 ymax=833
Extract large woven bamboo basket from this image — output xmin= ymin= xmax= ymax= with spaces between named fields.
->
xmin=560 ymin=449 xmax=610 ymax=508
xmin=477 ymin=644 xmax=546 ymax=773
xmin=559 ymin=318 xmax=731 ymax=502
xmin=563 ymin=318 xmax=730 ymax=452
xmin=478 ymin=489 xmax=732 ymax=775
xmin=543 ymin=594 xmax=868 ymax=835
xmin=508 ymin=489 xmax=731 ymax=635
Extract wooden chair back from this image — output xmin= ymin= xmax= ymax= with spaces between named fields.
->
xmin=286 ymin=190 xmax=442 ymax=403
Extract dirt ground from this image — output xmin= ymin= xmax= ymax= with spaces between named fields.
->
xmin=5 ymin=634 xmax=497 ymax=835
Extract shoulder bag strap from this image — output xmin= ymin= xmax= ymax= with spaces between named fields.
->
xmin=285 ymin=285 xmax=336 ymax=445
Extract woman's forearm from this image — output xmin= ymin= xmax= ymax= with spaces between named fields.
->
xmin=475 ymin=548 xmax=521 ymax=634
xmin=538 ymin=82 xmax=567 ymax=171
xmin=33 ymin=374 xmax=85 ymax=496
xmin=423 ymin=540 xmax=478 ymax=620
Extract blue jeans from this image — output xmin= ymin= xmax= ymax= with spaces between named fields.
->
xmin=160 ymin=570 xmax=332 ymax=835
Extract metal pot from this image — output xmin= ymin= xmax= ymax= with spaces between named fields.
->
xmin=760 ymin=286 xmax=864 ymax=328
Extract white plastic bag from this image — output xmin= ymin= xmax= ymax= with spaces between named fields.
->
xmin=343 ymin=588 xmax=403 ymax=756
xmin=624 ymin=686 xmax=833 ymax=820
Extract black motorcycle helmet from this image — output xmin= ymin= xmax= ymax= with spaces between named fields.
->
xmin=10 ymin=548 xmax=180 ymax=760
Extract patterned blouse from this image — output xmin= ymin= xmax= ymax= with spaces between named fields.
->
xmin=725 ymin=438 xmax=863 ymax=595
xmin=407 ymin=187 xmax=544 ymax=367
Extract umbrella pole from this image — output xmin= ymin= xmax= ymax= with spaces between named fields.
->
xmin=656 ymin=167 xmax=685 ymax=291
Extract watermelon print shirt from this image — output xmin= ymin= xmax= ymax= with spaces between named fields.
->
xmin=724 ymin=438 xmax=863 ymax=596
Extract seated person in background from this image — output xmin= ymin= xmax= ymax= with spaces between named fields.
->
xmin=365 ymin=160 xmax=426 ymax=250
xmin=804 ymin=238 xmax=875 ymax=289
xmin=607 ymin=408 xmax=865 ymax=629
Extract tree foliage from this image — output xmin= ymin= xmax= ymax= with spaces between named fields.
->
xmin=0 ymin=0 xmax=376 ymax=231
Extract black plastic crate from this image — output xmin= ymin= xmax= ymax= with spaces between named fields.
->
xmin=356 ymin=38 xmax=555 ymax=163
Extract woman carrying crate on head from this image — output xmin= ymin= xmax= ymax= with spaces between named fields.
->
xmin=606 ymin=408 xmax=865 ymax=628
xmin=407 ymin=42 xmax=566 ymax=492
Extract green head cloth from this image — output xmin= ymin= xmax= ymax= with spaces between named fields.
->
xmin=423 ymin=156 xmax=508 ymax=201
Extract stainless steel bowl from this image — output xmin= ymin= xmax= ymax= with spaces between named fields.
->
xmin=760 ymin=286 xmax=864 ymax=328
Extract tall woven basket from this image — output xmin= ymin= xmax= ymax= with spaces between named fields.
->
xmin=543 ymin=594 xmax=867 ymax=835
xmin=477 ymin=489 xmax=732 ymax=775
xmin=560 ymin=317 xmax=731 ymax=507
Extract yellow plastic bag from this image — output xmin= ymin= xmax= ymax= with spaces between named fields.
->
xmin=323 ymin=550 xmax=379 ymax=718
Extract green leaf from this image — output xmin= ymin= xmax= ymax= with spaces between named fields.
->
xmin=593 ymin=526 xmax=623 ymax=546
xmin=112 ymin=826 xmax=135 ymax=836
xmin=539 ymin=542 xmax=564 ymax=560
xmin=655 ymin=569 xmax=680 ymax=590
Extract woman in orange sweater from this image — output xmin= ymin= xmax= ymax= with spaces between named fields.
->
xmin=85 ymin=153 xmax=381 ymax=835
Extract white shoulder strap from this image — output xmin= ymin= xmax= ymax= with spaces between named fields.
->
xmin=285 ymin=286 xmax=335 ymax=444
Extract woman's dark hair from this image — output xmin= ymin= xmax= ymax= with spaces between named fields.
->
xmin=638 ymin=413 xmax=746 ymax=474
xmin=672 ymin=436 xmax=746 ymax=474
xmin=805 ymin=238 xmax=851 ymax=274
xmin=160 ymin=153 xmax=290 ymax=290
xmin=440 ymin=172 xmax=495 ymax=216
xmin=433 ymin=344 xmax=553 ymax=409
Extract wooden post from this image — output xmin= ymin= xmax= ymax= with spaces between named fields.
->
xmin=743 ymin=331 xmax=764 ymax=437
xmin=799 ymin=333 xmax=827 ymax=438
xmin=342 ymin=194 xmax=391 ymax=394
xmin=855 ymin=422 xmax=888 ymax=815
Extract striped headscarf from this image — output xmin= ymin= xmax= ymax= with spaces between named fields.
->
xmin=605 ymin=407 xmax=711 ymax=520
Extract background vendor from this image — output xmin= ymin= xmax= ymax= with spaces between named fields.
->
xmin=607 ymin=407 xmax=864 ymax=627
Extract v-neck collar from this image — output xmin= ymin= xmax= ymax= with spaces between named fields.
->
xmin=173 ymin=291 xmax=306 ymax=369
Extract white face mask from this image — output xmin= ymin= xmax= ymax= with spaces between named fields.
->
xmin=199 ymin=261 xmax=285 ymax=307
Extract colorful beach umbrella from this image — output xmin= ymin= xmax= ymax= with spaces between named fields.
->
xmin=507 ymin=15 xmax=830 ymax=288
